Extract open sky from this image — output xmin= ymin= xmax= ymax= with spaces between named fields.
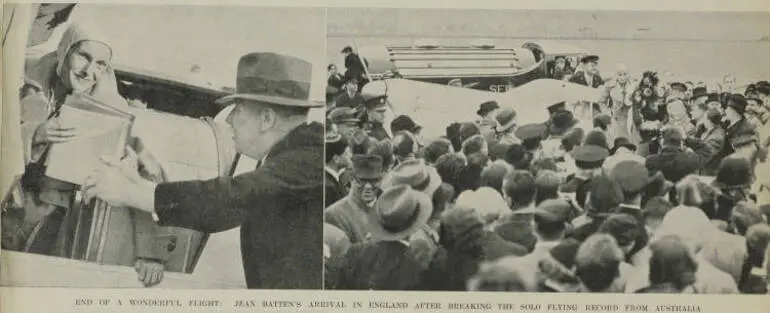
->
xmin=33 ymin=4 xmax=327 ymax=101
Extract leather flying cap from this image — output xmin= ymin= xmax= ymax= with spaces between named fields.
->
xmin=216 ymin=52 xmax=322 ymax=107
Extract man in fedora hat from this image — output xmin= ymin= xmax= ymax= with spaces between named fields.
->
xmin=476 ymin=100 xmax=501 ymax=143
xmin=83 ymin=52 xmax=325 ymax=289
xmin=325 ymin=154 xmax=385 ymax=244
xmin=327 ymin=184 xmax=431 ymax=290
xmin=685 ymin=108 xmax=726 ymax=176
xmin=720 ymin=94 xmax=759 ymax=162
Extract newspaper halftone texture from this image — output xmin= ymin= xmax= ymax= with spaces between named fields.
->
xmin=323 ymin=6 xmax=770 ymax=296
xmin=2 ymin=3 xmax=326 ymax=290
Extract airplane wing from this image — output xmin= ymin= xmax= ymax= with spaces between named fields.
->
xmin=502 ymin=78 xmax=604 ymax=107
xmin=363 ymin=78 xmax=573 ymax=140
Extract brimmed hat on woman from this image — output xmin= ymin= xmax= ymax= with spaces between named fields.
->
xmin=495 ymin=108 xmax=518 ymax=133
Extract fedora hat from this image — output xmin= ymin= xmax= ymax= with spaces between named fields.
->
xmin=367 ymin=184 xmax=433 ymax=241
xmin=216 ymin=52 xmax=322 ymax=107
xmin=352 ymin=154 xmax=384 ymax=180
xmin=477 ymin=100 xmax=500 ymax=117
xmin=383 ymin=159 xmax=442 ymax=197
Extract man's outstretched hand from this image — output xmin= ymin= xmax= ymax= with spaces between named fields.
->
xmin=83 ymin=146 xmax=157 ymax=212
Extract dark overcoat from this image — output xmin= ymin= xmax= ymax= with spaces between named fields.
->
xmin=154 ymin=122 xmax=324 ymax=289
xmin=329 ymin=240 xmax=427 ymax=290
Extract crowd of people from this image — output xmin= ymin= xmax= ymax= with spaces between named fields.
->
xmin=323 ymin=50 xmax=770 ymax=293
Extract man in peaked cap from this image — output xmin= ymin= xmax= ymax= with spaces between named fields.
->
xmin=327 ymin=106 xmax=361 ymax=144
xmin=515 ymin=123 xmax=548 ymax=159
xmin=362 ymin=92 xmax=391 ymax=141
xmin=84 ymin=52 xmax=325 ymax=289
xmin=560 ymin=145 xmax=609 ymax=209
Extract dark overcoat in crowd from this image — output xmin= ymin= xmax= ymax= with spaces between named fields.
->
xmin=334 ymin=92 xmax=366 ymax=110
xmin=613 ymin=205 xmax=649 ymax=261
xmin=494 ymin=212 xmax=537 ymax=252
xmin=324 ymin=170 xmax=346 ymax=208
xmin=409 ymin=225 xmax=441 ymax=268
xmin=365 ymin=122 xmax=391 ymax=141
xmin=330 ymin=240 xmax=427 ymax=290
xmin=421 ymin=246 xmax=484 ymax=291
xmin=686 ymin=125 xmax=726 ymax=176
xmin=636 ymin=139 xmax=660 ymax=158
xmin=644 ymin=146 xmax=701 ymax=183
xmin=481 ymin=230 xmax=528 ymax=260
xmin=569 ymin=71 xmax=605 ymax=88
xmin=327 ymin=73 xmax=345 ymax=91
xmin=721 ymin=118 xmax=758 ymax=159
xmin=155 ymin=122 xmax=324 ymax=289
xmin=344 ymin=53 xmax=370 ymax=87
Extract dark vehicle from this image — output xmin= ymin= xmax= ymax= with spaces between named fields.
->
xmin=357 ymin=39 xmax=589 ymax=93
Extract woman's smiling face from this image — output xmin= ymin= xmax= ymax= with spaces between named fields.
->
xmin=62 ymin=41 xmax=111 ymax=93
